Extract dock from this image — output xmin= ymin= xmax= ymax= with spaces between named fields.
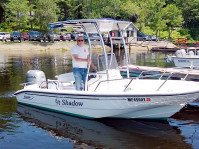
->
xmin=151 ymin=47 xmax=181 ymax=52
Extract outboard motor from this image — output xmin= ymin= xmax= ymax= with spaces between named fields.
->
xmin=175 ymin=50 xmax=181 ymax=57
xmin=175 ymin=49 xmax=186 ymax=57
xmin=26 ymin=70 xmax=47 ymax=88
xmin=181 ymin=49 xmax=186 ymax=56
xmin=188 ymin=51 xmax=194 ymax=56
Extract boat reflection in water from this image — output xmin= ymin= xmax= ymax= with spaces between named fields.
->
xmin=170 ymin=105 xmax=199 ymax=149
xmin=16 ymin=104 xmax=198 ymax=149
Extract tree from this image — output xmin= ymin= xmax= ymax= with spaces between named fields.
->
xmin=168 ymin=0 xmax=199 ymax=28
xmin=57 ymin=0 xmax=73 ymax=20
xmin=120 ymin=0 xmax=137 ymax=21
xmin=100 ymin=0 xmax=122 ymax=19
xmin=57 ymin=0 xmax=89 ymax=20
xmin=148 ymin=0 xmax=166 ymax=39
xmin=162 ymin=4 xmax=183 ymax=40
xmin=35 ymin=0 xmax=58 ymax=32
xmin=28 ymin=0 xmax=36 ymax=30
xmin=121 ymin=0 xmax=163 ymax=32
xmin=6 ymin=0 xmax=30 ymax=30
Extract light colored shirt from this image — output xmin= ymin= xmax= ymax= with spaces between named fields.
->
xmin=71 ymin=45 xmax=89 ymax=68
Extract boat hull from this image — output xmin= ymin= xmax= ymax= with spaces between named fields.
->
xmin=14 ymin=89 xmax=199 ymax=120
xmin=173 ymin=56 xmax=199 ymax=67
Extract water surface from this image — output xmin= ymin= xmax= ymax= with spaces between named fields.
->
xmin=0 ymin=49 xmax=198 ymax=149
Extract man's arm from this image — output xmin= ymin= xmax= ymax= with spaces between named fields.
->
xmin=72 ymin=54 xmax=97 ymax=70
xmin=72 ymin=54 xmax=88 ymax=62
xmin=87 ymin=56 xmax=97 ymax=70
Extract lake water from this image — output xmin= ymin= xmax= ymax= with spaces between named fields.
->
xmin=0 ymin=48 xmax=199 ymax=149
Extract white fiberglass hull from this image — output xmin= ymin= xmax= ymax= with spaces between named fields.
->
xmin=14 ymin=84 xmax=199 ymax=120
xmin=172 ymin=56 xmax=199 ymax=67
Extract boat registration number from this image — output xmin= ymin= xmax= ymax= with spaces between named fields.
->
xmin=178 ymin=60 xmax=189 ymax=62
xmin=127 ymin=97 xmax=151 ymax=102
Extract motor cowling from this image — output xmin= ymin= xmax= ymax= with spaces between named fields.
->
xmin=188 ymin=51 xmax=194 ymax=56
xmin=175 ymin=49 xmax=186 ymax=57
xmin=26 ymin=70 xmax=46 ymax=87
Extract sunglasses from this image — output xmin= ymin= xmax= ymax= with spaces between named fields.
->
xmin=77 ymin=40 xmax=84 ymax=42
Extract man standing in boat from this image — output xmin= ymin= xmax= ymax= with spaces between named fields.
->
xmin=71 ymin=36 xmax=96 ymax=91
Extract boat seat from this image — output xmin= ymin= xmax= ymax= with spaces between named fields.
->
xmin=61 ymin=82 xmax=76 ymax=90
xmin=47 ymin=79 xmax=75 ymax=90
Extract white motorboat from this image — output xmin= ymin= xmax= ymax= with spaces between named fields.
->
xmin=165 ymin=47 xmax=199 ymax=67
xmin=14 ymin=19 xmax=199 ymax=120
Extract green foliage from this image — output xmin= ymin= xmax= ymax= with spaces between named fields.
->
xmin=35 ymin=0 xmax=58 ymax=33
xmin=173 ymin=0 xmax=199 ymax=28
xmin=141 ymin=26 xmax=155 ymax=35
xmin=189 ymin=28 xmax=199 ymax=41
xmin=161 ymin=4 xmax=183 ymax=39
xmin=0 ymin=0 xmax=199 ymax=42
xmin=170 ymin=30 xmax=183 ymax=40
xmin=147 ymin=0 xmax=166 ymax=34
xmin=100 ymin=0 xmax=122 ymax=19
xmin=66 ymin=27 xmax=73 ymax=33
xmin=6 ymin=0 xmax=31 ymax=31
xmin=0 ymin=22 xmax=12 ymax=33
xmin=120 ymin=0 xmax=137 ymax=20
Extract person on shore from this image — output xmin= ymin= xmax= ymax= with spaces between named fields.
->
xmin=71 ymin=36 xmax=96 ymax=91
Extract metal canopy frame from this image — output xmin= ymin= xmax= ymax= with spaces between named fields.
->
xmin=49 ymin=18 xmax=131 ymax=89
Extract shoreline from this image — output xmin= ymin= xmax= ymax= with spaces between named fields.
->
xmin=0 ymin=41 xmax=76 ymax=51
xmin=0 ymin=41 xmax=177 ymax=52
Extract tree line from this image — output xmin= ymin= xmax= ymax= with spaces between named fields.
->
xmin=0 ymin=0 xmax=199 ymax=41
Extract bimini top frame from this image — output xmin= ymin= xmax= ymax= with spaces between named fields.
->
xmin=49 ymin=18 xmax=131 ymax=78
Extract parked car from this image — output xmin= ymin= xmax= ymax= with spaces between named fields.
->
xmin=148 ymin=35 xmax=157 ymax=41
xmin=60 ymin=33 xmax=71 ymax=41
xmin=22 ymin=33 xmax=29 ymax=41
xmin=103 ymin=33 xmax=109 ymax=44
xmin=83 ymin=33 xmax=88 ymax=42
xmin=89 ymin=33 xmax=100 ymax=41
xmin=11 ymin=31 xmax=21 ymax=42
xmin=47 ymin=32 xmax=60 ymax=42
xmin=0 ymin=32 xmax=6 ymax=41
xmin=137 ymin=33 xmax=150 ymax=41
xmin=29 ymin=31 xmax=41 ymax=41
xmin=71 ymin=32 xmax=83 ymax=41
xmin=40 ymin=33 xmax=47 ymax=42
xmin=71 ymin=32 xmax=78 ymax=41
xmin=3 ymin=32 xmax=10 ymax=41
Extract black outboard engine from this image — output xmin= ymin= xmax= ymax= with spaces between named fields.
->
xmin=26 ymin=70 xmax=47 ymax=88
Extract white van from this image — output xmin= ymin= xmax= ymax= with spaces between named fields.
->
xmin=0 ymin=32 xmax=10 ymax=41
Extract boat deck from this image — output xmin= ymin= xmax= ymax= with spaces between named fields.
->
xmin=120 ymin=65 xmax=199 ymax=81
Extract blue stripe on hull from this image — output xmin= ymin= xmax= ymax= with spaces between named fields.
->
xmin=17 ymin=102 xmax=168 ymax=120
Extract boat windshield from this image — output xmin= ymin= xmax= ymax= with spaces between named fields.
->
xmin=98 ymin=53 xmax=118 ymax=71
